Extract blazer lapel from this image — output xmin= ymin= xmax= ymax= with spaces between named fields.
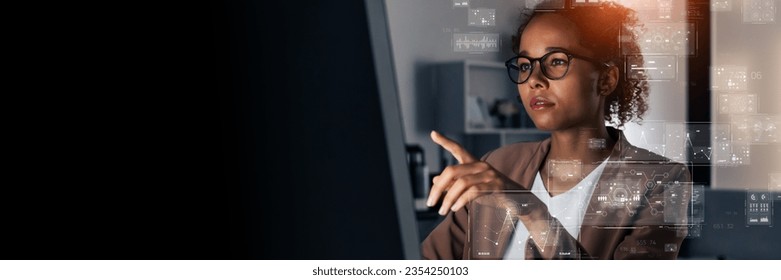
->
xmin=579 ymin=129 xmax=635 ymax=259
xmin=519 ymin=138 xmax=551 ymax=190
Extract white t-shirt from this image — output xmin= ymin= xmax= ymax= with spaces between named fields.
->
xmin=502 ymin=160 xmax=608 ymax=259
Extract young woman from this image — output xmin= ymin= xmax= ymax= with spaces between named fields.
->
xmin=422 ymin=2 xmax=691 ymax=260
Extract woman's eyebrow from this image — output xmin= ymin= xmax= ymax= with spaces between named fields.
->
xmin=546 ymin=47 xmax=571 ymax=53
xmin=518 ymin=47 xmax=572 ymax=57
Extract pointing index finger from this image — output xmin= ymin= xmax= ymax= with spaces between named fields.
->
xmin=431 ymin=130 xmax=476 ymax=164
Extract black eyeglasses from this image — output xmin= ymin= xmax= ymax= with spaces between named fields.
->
xmin=504 ymin=51 xmax=609 ymax=84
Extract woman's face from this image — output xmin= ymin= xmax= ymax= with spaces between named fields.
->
xmin=518 ymin=13 xmax=605 ymax=131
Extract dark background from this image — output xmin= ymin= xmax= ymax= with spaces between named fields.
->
xmin=4 ymin=0 xmax=405 ymax=259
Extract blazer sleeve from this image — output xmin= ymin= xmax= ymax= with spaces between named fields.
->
xmin=420 ymin=206 xmax=469 ymax=259
xmin=420 ymin=150 xmax=499 ymax=260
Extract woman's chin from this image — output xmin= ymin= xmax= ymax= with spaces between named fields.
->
xmin=529 ymin=119 xmax=557 ymax=131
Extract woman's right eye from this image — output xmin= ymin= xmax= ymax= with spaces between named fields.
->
xmin=519 ymin=63 xmax=532 ymax=72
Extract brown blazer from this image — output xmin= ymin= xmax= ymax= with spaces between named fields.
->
xmin=421 ymin=128 xmax=692 ymax=260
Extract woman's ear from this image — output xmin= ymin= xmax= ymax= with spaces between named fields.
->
xmin=599 ymin=64 xmax=619 ymax=96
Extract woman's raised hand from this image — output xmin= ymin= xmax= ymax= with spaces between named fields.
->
xmin=427 ymin=130 xmax=522 ymax=216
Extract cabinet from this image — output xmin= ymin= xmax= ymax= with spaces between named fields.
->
xmin=435 ymin=60 xmax=549 ymax=155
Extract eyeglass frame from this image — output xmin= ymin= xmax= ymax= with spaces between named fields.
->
xmin=504 ymin=50 xmax=610 ymax=84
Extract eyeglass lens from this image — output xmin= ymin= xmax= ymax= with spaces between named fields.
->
xmin=509 ymin=52 xmax=571 ymax=84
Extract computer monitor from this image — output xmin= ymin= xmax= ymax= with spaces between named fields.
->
xmin=221 ymin=0 xmax=420 ymax=259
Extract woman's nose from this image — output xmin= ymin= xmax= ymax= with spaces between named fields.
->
xmin=525 ymin=60 xmax=548 ymax=89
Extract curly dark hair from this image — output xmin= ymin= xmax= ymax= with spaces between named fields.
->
xmin=511 ymin=1 xmax=648 ymax=128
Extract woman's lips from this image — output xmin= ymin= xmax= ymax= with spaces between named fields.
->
xmin=529 ymin=96 xmax=554 ymax=110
